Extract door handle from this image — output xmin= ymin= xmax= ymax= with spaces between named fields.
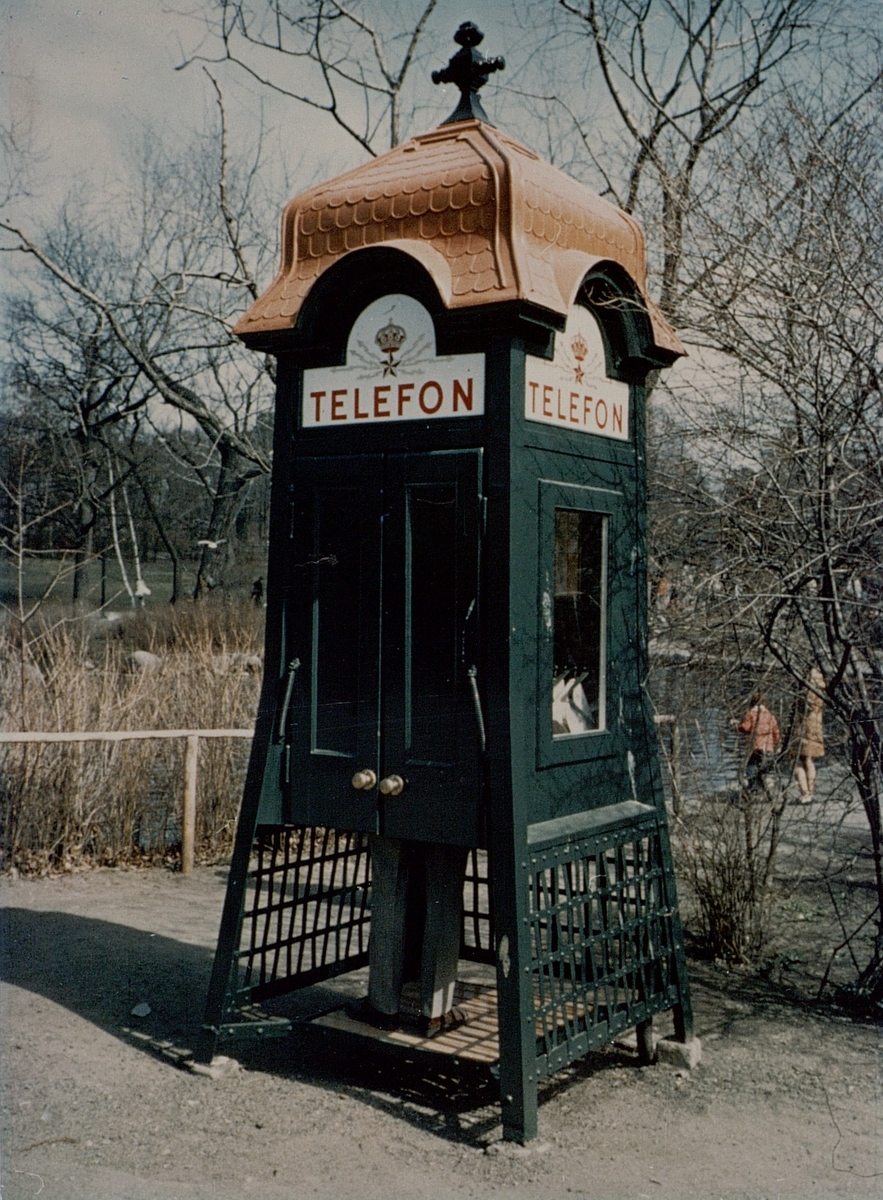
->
xmin=378 ymin=774 xmax=405 ymax=796
xmin=467 ymin=664 xmax=487 ymax=753
xmin=351 ymin=769 xmax=377 ymax=790
xmin=277 ymin=658 xmax=301 ymax=741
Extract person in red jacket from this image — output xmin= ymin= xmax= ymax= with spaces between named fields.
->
xmin=738 ymin=692 xmax=781 ymax=791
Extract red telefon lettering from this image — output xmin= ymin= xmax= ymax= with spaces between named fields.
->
xmin=373 ymin=385 xmax=391 ymax=417
xmin=331 ymin=389 xmax=347 ymax=420
xmin=397 ymin=382 xmax=414 ymax=415
xmin=419 ymin=380 xmax=443 ymax=414
xmin=453 ymin=378 xmax=473 ymax=412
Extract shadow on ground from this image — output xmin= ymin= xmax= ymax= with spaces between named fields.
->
xmin=1 ymin=908 xmax=212 ymax=1055
xmin=1 ymin=904 xmax=656 ymax=1147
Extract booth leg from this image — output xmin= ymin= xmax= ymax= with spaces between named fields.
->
xmin=673 ymin=997 xmax=693 ymax=1043
xmin=499 ymin=1067 xmax=538 ymax=1144
xmin=496 ymin=940 xmax=539 ymax=1143
xmin=636 ymin=1017 xmax=655 ymax=1065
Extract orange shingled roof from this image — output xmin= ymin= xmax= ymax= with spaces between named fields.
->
xmin=234 ymin=119 xmax=684 ymax=359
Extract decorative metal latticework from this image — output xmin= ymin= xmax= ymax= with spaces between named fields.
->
xmin=231 ymin=829 xmax=494 ymax=1007
xmin=527 ymin=821 xmax=680 ymax=1078
xmin=237 ymin=826 xmax=372 ymax=1004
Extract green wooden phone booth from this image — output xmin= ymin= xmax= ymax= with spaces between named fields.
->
xmin=201 ymin=27 xmax=693 ymax=1143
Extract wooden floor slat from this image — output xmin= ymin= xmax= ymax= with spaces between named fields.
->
xmin=311 ymin=979 xmax=596 ymax=1063
xmin=312 ymin=981 xmax=500 ymax=1063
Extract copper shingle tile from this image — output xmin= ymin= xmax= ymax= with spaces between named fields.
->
xmin=439 ymin=209 xmax=461 ymax=238
xmin=234 ymin=119 xmax=683 ymax=358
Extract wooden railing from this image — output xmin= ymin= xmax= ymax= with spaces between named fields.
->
xmin=0 ymin=728 xmax=254 ymax=873
xmin=1 ymin=717 xmax=682 ymax=868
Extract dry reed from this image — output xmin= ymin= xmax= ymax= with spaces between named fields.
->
xmin=0 ymin=602 xmax=263 ymax=873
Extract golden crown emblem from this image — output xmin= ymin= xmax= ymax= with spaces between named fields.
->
xmin=376 ymin=321 xmax=407 ymax=354
xmin=571 ymin=332 xmax=588 ymax=362
xmin=376 ymin=321 xmax=407 ymax=376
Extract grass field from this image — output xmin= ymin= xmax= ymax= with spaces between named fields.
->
xmin=0 ymin=552 xmax=267 ymax=610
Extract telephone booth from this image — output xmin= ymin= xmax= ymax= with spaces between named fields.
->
xmin=201 ymin=30 xmax=693 ymax=1143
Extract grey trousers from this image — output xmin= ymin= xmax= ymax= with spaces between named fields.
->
xmin=367 ymin=835 xmax=468 ymax=1019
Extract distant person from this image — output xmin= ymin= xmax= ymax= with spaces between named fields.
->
xmin=794 ymin=668 xmax=825 ymax=804
xmin=250 ymin=577 xmax=264 ymax=607
xmin=737 ymin=692 xmax=781 ymax=791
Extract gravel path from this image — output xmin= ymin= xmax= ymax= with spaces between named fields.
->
xmin=1 ymin=866 xmax=880 ymax=1200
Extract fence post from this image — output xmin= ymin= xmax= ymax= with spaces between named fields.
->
xmin=182 ymin=734 xmax=199 ymax=875
xmin=671 ymin=720 xmax=682 ymax=814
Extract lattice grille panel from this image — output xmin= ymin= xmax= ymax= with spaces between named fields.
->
xmin=239 ymin=826 xmax=372 ymax=1002
xmin=528 ymin=822 xmax=679 ymax=1076
xmin=461 ymin=847 xmax=494 ymax=963
xmin=235 ymin=829 xmax=493 ymax=1004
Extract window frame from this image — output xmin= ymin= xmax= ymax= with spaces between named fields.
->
xmin=537 ymin=479 xmax=620 ymax=769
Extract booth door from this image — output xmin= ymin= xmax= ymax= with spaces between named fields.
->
xmin=285 ymin=450 xmax=483 ymax=846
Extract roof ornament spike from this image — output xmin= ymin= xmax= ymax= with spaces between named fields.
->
xmin=432 ymin=21 xmax=505 ymax=127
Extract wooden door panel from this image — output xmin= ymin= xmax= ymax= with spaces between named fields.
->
xmin=284 ymin=456 xmax=382 ymax=832
xmin=382 ymin=451 xmax=484 ymax=846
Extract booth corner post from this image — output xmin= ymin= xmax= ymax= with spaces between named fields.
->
xmin=201 ymin=23 xmax=694 ymax=1143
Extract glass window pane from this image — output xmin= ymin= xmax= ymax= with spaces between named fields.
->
xmin=552 ymin=509 xmax=606 ymax=737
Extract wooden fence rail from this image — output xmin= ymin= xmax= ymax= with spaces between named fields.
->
xmin=1 ymin=719 xmax=680 ymax=868
xmin=0 ymin=728 xmax=254 ymax=874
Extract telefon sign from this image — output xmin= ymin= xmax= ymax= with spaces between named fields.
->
xmin=303 ymin=294 xmax=484 ymax=427
xmin=525 ymin=306 xmax=629 ymax=441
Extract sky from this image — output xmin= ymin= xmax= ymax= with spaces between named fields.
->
xmin=4 ymin=1 xmax=208 ymax=196
xmin=2 ymin=0 xmax=522 ymax=219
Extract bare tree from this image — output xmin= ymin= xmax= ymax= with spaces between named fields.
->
xmin=183 ymin=0 xmax=439 ymax=153
xmin=5 ymin=278 xmax=151 ymax=605
xmin=0 ymin=415 xmax=78 ymax=725
xmin=551 ymin=0 xmax=823 ymax=317
xmin=1 ymin=90 xmax=277 ymax=597
xmin=653 ymin=80 xmax=883 ymax=999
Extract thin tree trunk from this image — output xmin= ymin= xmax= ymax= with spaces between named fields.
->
xmin=193 ymin=447 xmax=251 ymax=599
xmin=136 ymin=473 xmax=181 ymax=604
xmin=107 ymin=453 xmax=135 ymax=607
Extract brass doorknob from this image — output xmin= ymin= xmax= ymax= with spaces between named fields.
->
xmin=351 ymin=769 xmax=377 ymax=790
xmin=378 ymin=774 xmax=405 ymax=796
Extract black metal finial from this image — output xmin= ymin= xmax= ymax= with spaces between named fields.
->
xmin=432 ymin=22 xmax=505 ymax=126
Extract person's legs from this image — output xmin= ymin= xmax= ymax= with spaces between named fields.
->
xmin=419 ymin=843 xmax=468 ymax=1020
xmin=805 ymin=756 xmax=817 ymax=797
xmin=794 ymin=756 xmax=813 ymax=802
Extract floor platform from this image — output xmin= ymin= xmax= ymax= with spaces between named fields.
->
xmin=311 ymin=977 xmax=595 ymax=1065
xmin=312 ymin=980 xmax=500 ymax=1064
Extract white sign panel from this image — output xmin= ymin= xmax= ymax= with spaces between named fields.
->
xmin=303 ymin=294 xmax=484 ymax=427
xmin=525 ymin=306 xmax=629 ymax=440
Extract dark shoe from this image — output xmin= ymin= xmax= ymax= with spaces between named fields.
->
xmin=344 ymin=997 xmax=400 ymax=1031
xmin=418 ymin=1005 xmax=468 ymax=1038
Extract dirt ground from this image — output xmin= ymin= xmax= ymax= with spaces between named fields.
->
xmin=1 ymin=843 xmax=880 ymax=1200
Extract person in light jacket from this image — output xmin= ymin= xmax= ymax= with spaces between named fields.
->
xmin=738 ymin=692 xmax=781 ymax=791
